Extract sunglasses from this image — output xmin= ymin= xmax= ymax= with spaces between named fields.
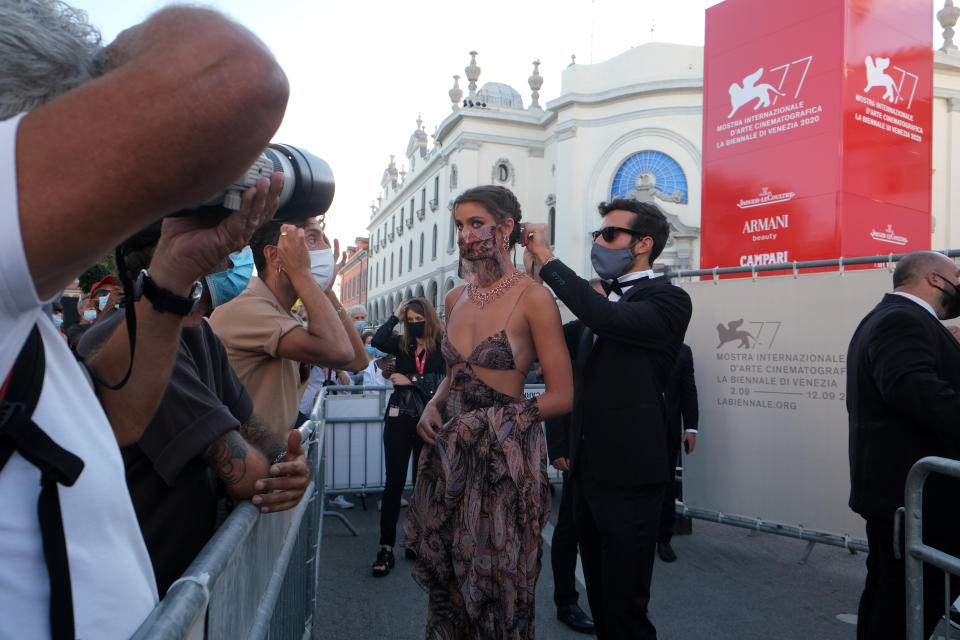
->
xmin=591 ymin=226 xmax=646 ymax=243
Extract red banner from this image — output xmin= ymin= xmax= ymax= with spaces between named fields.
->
xmin=700 ymin=0 xmax=932 ymax=272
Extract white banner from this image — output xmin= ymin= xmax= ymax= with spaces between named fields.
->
xmin=678 ymin=267 xmax=908 ymax=540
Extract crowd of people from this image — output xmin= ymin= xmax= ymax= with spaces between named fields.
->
xmin=4 ymin=2 xmax=960 ymax=640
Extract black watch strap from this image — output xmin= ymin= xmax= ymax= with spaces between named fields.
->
xmin=135 ymin=269 xmax=202 ymax=316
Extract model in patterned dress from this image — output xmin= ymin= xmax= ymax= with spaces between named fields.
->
xmin=404 ymin=185 xmax=573 ymax=639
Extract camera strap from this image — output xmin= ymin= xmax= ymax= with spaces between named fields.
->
xmin=75 ymin=246 xmax=138 ymax=391
xmin=0 ymin=324 xmax=85 ymax=640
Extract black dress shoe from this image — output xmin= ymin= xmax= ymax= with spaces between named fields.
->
xmin=557 ymin=603 xmax=596 ymax=634
xmin=657 ymin=541 xmax=677 ymax=562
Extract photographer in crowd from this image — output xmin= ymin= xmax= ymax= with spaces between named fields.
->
xmin=0 ymin=2 xmax=288 ymax=638
xmin=79 ymin=226 xmax=309 ymax=596
xmin=210 ymin=218 xmax=369 ymax=440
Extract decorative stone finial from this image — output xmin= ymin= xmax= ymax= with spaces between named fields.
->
xmin=417 ymin=113 xmax=424 ymax=131
xmin=399 ymin=166 xmax=407 ymax=183
xmin=449 ymin=75 xmax=464 ymax=110
xmin=568 ymin=54 xmax=576 ymax=67
xmin=940 ymin=0 xmax=960 ymax=52
xmin=528 ymin=59 xmax=543 ymax=111
xmin=465 ymin=51 xmax=481 ymax=100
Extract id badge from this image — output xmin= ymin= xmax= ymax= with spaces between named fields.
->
xmin=388 ymin=406 xmax=400 ymax=417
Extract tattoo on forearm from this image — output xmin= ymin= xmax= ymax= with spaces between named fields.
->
xmin=204 ymin=430 xmax=249 ymax=486
xmin=241 ymin=414 xmax=285 ymax=462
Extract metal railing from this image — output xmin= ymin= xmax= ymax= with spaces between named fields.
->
xmin=666 ymin=249 xmax=960 ymax=280
xmin=904 ymin=456 xmax=960 ymax=640
xmin=131 ymin=392 xmax=328 ymax=640
xmin=319 ymin=384 xmax=559 ymax=508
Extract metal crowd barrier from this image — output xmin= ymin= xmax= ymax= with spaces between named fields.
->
xmin=903 ymin=456 xmax=960 ymax=640
xmin=319 ymin=384 xmax=559 ymax=510
xmin=131 ymin=392 xmax=328 ymax=640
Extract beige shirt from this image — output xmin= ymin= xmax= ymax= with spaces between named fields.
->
xmin=209 ymin=276 xmax=307 ymax=433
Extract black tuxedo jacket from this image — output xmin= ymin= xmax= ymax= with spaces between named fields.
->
xmin=541 ymin=260 xmax=692 ymax=487
xmin=847 ymin=293 xmax=960 ymax=530
xmin=665 ymin=343 xmax=698 ymax=453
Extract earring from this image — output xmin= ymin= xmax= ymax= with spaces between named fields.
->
xmin=502 ymin=236 xmax=509 ymax=252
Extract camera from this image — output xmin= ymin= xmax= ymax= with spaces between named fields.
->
xmin=189 ymin=144 xmax=335 ymax=222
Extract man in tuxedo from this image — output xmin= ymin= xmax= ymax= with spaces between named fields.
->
xmin=524 ymin=198 xmax=692 ymax=639
xmin=657 ymin=342 xmax=699 ymax=563
xmin=848 ymin=250 xmax=960 ymax=639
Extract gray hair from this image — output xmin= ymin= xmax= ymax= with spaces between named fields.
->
xmin=0 ymin=0 xmax=106 ymax=120
xmin=347 ymin=304 xmax=367 ymax=318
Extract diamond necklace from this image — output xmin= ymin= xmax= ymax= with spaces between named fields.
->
xmin=466 ymin=270 xmax=525 ymax=308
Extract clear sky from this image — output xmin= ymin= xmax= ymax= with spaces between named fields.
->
xmin=66 ymin=0 xmax=944 ymax=249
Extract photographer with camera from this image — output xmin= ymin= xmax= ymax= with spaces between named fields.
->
xmin=0 ymin=2 xmax=289 ymax=638
xmin=79 ymin=225 xmax=310 ymax=597
xmin=210 ymin=217 xmax=369 ymax=440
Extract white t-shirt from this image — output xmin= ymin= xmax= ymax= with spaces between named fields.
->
xmin=0 ymin=114 xmax=158 ymax=638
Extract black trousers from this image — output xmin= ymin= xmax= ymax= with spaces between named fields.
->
xmin=858 ymin=518 xmax=960 ymax=640
xmin=551 ymin=471 xmax=580 ymax=608
xmin=573 ymin=461 xmax=666 ymax=640
xmin=657 ymin=446 xmax=681 ymax=544
xmin=379 ymin=413 xmax=422 ymax=547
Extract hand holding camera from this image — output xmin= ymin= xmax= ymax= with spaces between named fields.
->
xmin=152 ymin=174 xmax=283 ymax=294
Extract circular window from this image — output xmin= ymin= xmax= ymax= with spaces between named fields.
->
xmin=611 ymin=151 xmax=688 ymax=204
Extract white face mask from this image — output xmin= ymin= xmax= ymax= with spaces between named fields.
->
xmin=309 ymin=249 xmax=335 ymax=291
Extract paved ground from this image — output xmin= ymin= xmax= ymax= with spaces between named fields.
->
xmin=314 ymin=490 xmax=866 ymax=639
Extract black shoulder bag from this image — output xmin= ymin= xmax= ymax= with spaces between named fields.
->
xmin=0 ymin=325 xmax=85 ymax=640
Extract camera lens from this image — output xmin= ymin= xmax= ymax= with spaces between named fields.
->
xmin=265 ymin=144 xmax=335 ymax=223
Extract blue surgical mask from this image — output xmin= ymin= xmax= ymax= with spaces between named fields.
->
xmin=83 ymin=309 xmax=98 ymax=322
xmin=205 ymin=246 xmax=254 ymax=308
xmin=365 ymin=345 xmax=386 ymax=357
xmin=52 ymin=315 xmax=63 ymax=328
xmin=354 ymin=320 xmax=367 ymax=332
xmin=97 ymin=294 xmax=109 ymax=311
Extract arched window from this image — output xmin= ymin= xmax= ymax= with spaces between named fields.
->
xmin=432 ymin=225 xmax=438 ymax=259
xmin=548 ymin=206 xmax=556 ymax=246
xmin=450 ymin=165 xmax=458 ymax=189
xmin=611 ymin=150 xmax=688 ymax=203
xmin=419 ymin=233 xmax=424 ymax=265
xmin=390 ymin=254 xmax=394 ymax=280
xmin=408 ymin=240 xmax=413 ymax=270
xmin=398 ymin=247 xmax=403 ymax=275
xmin=448 ymin=212 xmax=455 ymax=249
xmin=499 ymin=164 xmax=508 ymax=181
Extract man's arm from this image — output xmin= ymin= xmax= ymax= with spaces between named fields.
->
xmin=203 ymin=425 xmax=310 ymax=514
xmin=274 ymin=226 xmax=354 ymax=368
xmin=678 ymin=345 xmax=699 ymax=453
xmin=870 ymin=309 xmax=960 ymax=443
xmin=541 ymin=259 xmax=691 ymax=348
xmin=17 ymin=7 xmax=288 ymax=300
xmin=88 ymin=176 xmax=282 ymax=446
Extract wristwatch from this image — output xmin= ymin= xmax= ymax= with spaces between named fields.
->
xmin=133 ymin=269 xmax=203 ymax=316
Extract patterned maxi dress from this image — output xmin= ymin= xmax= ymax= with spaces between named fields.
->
xmin=404 ymin=327 xmax=551 ymax=639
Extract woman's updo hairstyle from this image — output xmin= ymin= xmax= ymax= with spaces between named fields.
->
xmin=452 ymin=185 xmax=523 ymax=248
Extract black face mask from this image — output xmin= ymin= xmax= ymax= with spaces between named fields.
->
xmin=408 ymin=321 xmax=426 ymax=338
xmin=933 ymin=272 xmax=960 ymax=319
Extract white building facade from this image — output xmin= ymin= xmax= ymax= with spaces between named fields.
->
xmin=366 ymin=37 xmax=960 ymax=324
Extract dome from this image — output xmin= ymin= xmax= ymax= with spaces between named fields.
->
xmin=476 ymin=82 xmax=524 ymax=109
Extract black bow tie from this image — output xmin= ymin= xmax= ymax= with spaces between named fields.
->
xmin=601 ymin=278 xmax=623 ymax=296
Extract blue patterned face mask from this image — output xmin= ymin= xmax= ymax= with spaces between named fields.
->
xmin=205 ymin=246 xmax=254 ymax=308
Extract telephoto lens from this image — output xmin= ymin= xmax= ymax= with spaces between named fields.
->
xmin=186 ymin=144 xmax=335 ymax=222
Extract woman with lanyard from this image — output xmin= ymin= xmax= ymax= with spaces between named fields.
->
xmin=370 ymin=297 xmax=445 ymax=577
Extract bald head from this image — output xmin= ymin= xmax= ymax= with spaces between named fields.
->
xmin=893 ymin=251 xmax=956 ymax=290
